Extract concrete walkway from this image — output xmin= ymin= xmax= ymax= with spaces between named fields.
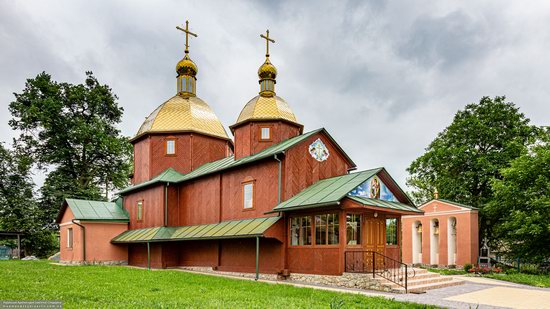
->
xmin=176 ymin=268 xmax=550 ymax=309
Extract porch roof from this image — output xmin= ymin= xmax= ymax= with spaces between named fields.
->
xmin=269 ymin=168 xmax=383 ymax=212
xmin=111 ymin=216 xmax=280 ymax=243
xmin=347 ymin=196 xmax=423 ymax=214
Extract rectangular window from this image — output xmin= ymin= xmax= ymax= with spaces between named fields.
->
xmin=315 ymin=213 xmax=339 ymax=245
xmin=67 ymin=228 xmax=73 ymax=248
xmin=290 ymin=216 xmax=312 ymax=246
xmin=386 ymin=218 xmax=398 ymax=245
xmin=137 ymin=200 xmax=143 ymax=221
xmin=243 ymin=182 xmax=254 ymax=209
xmin=260 ymin=127 xmax=271 ymax=140
xmin=346 ymin=214 xmax=361 ymax=245
xmin=166 ymin=140 xmax=176 ymax=155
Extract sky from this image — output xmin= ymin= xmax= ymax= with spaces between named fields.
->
xmin=1 ymin=0 xmax=549 ymax=190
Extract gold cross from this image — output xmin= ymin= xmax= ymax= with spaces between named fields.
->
xmin=260 ymin=29 xmax=275 ymax=57
xmin=176 ymin=20 xmax=198 ymax=54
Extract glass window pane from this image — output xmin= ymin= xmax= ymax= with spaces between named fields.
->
xmin=315 ymin=215 xmax=327 ymax=245
xmin=328 ymin=213 xmax=339 ymax=244
xmin=386 ymin=218 xmax=398 ymax=245
xmin=346 ymin=214 xmax=361 ymax=245
xmin=291 ymin=217 xmax=299 ymax=246
xmin=166 ymin=140 xmax=176 ymax=155
xmin=243 ymin=183 xmax=253 ymax=209
xmin=261 ymin=127 xmax=270 ymax=140
xmin=137 ymin=201 xmax=143 ymax=221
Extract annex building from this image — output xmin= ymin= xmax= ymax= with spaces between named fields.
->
xmin=56 ymin=24 xmax=470 ymax=278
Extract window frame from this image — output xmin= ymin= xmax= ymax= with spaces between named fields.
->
xmin=386 ymin=217 xmax=399 ymax=246
xmin=345 ymin=213 xmax=362 ymax=246
xmin=67 ymin=227 xmax=73 ymax=249
xmin=242 ymin=179 xmax=255 ymax=210
xmin=137 ymin=200 xmax=144 ymax=222
xmin=315 ymin=212 xmax=340 ymax=246
xmin=165 ymin=138 xmax=177 ymax=156
xmin=259 ymin=126 xmax=272 ymax=142
xmin=289 ymin=216 xmax=312 ymax=247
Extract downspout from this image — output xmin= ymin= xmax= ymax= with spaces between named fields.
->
xmin=147 ymin=242 xmax=151 ymax=270
xmin=164 ymin=183 xmax=169 ymax=226
xmin=72 ymin=219 xmax=86 ymax=263
xmin=274 ymin=153 xmax=283 ymax=204
xmin=255 ymin=236 xmax=260 ymax=281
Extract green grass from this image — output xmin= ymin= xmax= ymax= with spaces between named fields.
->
xmin=483 ymin=273 xmax=550 ymax=288
xmin=423 ymin=268 xmax=467 ymax=276
xmin=0 ymin=261 xmax=435 ymax=308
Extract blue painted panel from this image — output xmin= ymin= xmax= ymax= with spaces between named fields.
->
xmin=348 ymin=175 xmax=397 ymax=202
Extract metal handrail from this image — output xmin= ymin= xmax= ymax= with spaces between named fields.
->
xmin=344 ymin=250 xmax=414 ymax=292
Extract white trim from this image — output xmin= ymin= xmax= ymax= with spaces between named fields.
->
xmin=59 ymin=220 xmax=127 ymax=226
xmin=403 ymin=209 xmax=477 ymax=218
xmin=59 ymin=222 xmax=74 ymax=227
xmin=418 ymin=200 xmax=474 ymax=211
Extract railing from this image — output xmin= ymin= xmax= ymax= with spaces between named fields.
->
xmin=344 ymin=251 xmax=414 ymax=292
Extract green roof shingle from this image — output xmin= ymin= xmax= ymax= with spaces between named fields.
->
xmin=347 ymin=196 xmax=422 ymax=214
xmin=61 ymin=198 xmax=129 ymax=222
xmin=270 ymin=168 xmax=383 ymax=212
xmin=111 ymin=216 xmax=281 ymax=243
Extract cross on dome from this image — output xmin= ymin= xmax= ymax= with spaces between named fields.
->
xmin=260 ymin=29 xmax=275 ymax=57
xmin=176 ymin=20 xmax=198 ymax=54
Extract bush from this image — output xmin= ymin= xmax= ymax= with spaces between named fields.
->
xmin=468 ymin=266 xmax=502 ymax=274
xmin=464 ymin=263 xmax=474 ymax=272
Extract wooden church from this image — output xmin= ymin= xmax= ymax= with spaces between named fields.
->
xmin=56 ymin=23 xmax=423 ymax=277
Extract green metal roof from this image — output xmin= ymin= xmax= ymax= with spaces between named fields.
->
xmin=347 ymin=196 xmax=423 ymax=214
xmin=270 ymin=168 xmax=383 ymax=212
xmin=111 ymin=216 xmax=281 ymax=243
xmin=60 ymin=198 xmax=129 ymax=222
xmin=434 ymin=199 xmax=479 ymax=210
xmin=119 ymin=128 xmax=356 ymax=195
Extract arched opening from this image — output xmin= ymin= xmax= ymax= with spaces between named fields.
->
xmin=430 ymin=219 xmax=439 ymax=265
xmin=412 ymin=221 xmax=422 ymax=264
xmin=447 ymin=217 xmax=457 ymax=265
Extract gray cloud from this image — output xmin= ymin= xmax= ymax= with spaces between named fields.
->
xmin=1 ymin=0 xmax=549 ymax=191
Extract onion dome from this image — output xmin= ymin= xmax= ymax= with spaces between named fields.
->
xmin=233 ymin=95 xmax=299 ymax=127
xmin=134 ymin=95 xmax=229 ymax=141
xmin=258 ymin=58 xmax=277 ymax=80
xmin=176 ymin=54 xmax=198 ymax=77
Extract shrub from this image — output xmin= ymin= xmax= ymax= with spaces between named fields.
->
xmin=464 ymin=263 xmax=473 ymax=272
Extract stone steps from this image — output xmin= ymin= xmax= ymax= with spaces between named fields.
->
xmin=375 ymin=268 xmax=464 ymax=293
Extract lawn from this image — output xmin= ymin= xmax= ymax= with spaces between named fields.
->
xmin=0 ymin=261 xmax=434 ymax=308
xmin=424 ymin=267 xmax=550 ymax=288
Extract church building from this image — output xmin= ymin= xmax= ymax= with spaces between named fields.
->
xmin=56 ymin=23 xmax=424 ymax=277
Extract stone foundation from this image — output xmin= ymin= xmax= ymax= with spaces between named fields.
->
xmin=178 ymin=267 xmax=390 ymax=292
xmin=60 ymin=260 xmax=128 ymax=266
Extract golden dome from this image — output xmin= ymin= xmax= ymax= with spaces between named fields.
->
xmin=176 ymin=54 xmax=198 ymax=77
xmin=134 ymin=95 xmax=229 ymax=140
xmin=258 ymin=58 xmax=277 ymax=80
xmin=232 ymin=95 xmax=300 ymax=128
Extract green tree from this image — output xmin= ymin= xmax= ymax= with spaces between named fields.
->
xmin=407 ymin=96 xmax=539 ymax=237
xmin=485 ymin=136 xmax=550 ymax=260
xmin=0 ymin=144 xmax=57 ymax=257
xmin=9 ymin=72 xmax=132 ymax=226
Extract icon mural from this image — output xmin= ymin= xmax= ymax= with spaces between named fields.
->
xmin=348 ymin=175 xmax=397 ymax=202
xmin=308 ymin=138 xmax=330 ymax=162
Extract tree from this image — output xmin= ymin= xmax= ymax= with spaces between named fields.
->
xmin=485 ymin=136 xmax=550 ymax=260
xmin=9 ymin=72 xmax=132 ymax=226
xmin=407 ymin=96 xmax=539 ymax=238
xmin=0 ymin=144 xmax=57 ymax=257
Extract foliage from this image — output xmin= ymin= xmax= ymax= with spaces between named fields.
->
xmin=424 ymin=268 xmax=466 ymax=276
xmin=0 ymin=144 xmax=57 ymax=257
xmin=9 ymin=72 xmax=132 ymax=226
xmin=407 ymin=96 xmax=539 ymax=237
xmin=483 ymin=272 xmax=550 ymax=288
xmin=467 ymin=266 xmax=502 ymax=274
xmin=485 ymin=138 xmax=550 ymax=260
xmin=0 ymin=261 xmax=433 ymax=309
xmin=463 ymin=263 xmax=474 ymax=272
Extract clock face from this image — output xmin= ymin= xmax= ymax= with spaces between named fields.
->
xmin=309 ymin=138 xmax=330 ymax=162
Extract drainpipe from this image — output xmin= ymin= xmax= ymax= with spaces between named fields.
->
xmin=164 ymin=183 xmax=169 ymax=226
xmin=147 ymin=242 xmax=151 ymax=271
xmin=255 ymin=236 xmax=260 ymax=281
xmin=71 ymin=219 xmax=86 ymax=263
xmin=274 ymin=153 xmax=283 ymax=204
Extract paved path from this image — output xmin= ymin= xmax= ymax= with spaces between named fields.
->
xmin=167 ymin=268 xmax=550 ymax=308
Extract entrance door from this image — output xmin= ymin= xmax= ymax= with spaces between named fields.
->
xmin=364 ymin=216 xmax=385 ymax=270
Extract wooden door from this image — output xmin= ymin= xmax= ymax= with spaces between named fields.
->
xmin=364 ymin=217 xmax=385 ymax=270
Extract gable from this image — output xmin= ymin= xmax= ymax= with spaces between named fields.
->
xmin=419 ymin=199 xmax=477 ymax=213
xmin=348 ymin=175 xmax=398 ymax=202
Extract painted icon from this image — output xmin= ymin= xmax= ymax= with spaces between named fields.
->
xmin=309 ymin=138 xmax=330 ymax=162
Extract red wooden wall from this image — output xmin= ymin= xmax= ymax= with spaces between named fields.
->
xmin=233 ymin=121 xmax=301 ymax=160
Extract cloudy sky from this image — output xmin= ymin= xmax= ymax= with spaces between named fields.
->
xmin=1 ymin=1 xmax=549 ymax=189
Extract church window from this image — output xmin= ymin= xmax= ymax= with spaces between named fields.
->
xmin=290 ymin=216 xmax=312 ymax=246
xmin=260 ymin=127 xmax=271 ymax=140
xmin=346 ymin=214 xmax=361 ymax=245
xmin=137 ymin=200 xmax=143 ymax=222
xmin=315 ymin=213 xmax=339 ymax=245
xmin=166 ymin=139 xmax=176 ymax=155
xmin=386 ymin=218 xmax=398 ymax=245
xmin=67 ymin=228 xmax=73 ymax=248
xmin=243 ymin=182 xmax=254 ymax=209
